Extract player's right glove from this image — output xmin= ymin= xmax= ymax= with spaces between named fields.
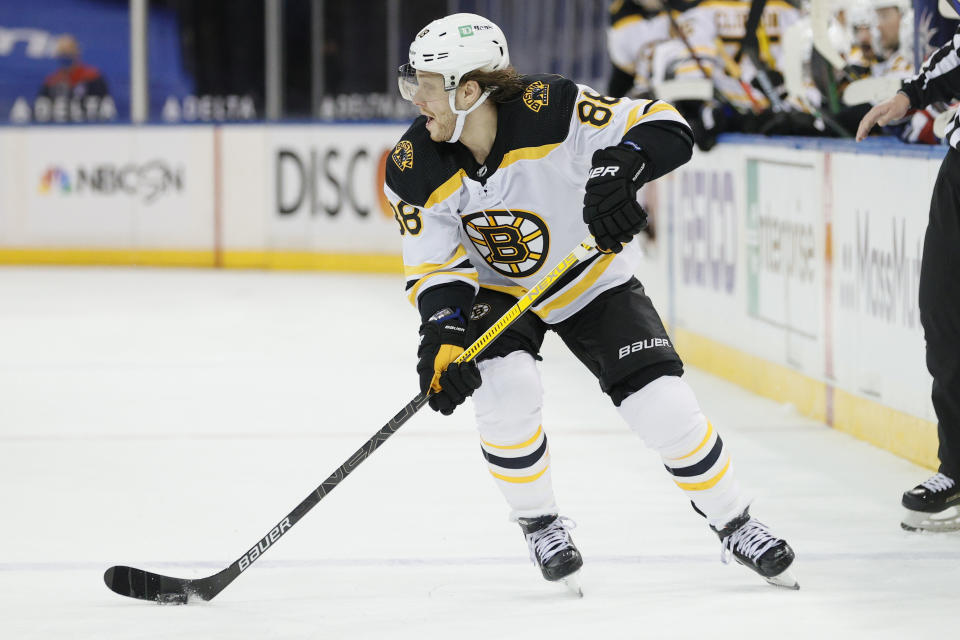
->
xmin=582 ymin=143 xmax=651 ymax=253
xmin=416 ymin=308 xmax=482 ymax=416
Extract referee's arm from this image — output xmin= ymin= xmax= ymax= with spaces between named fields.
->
xmin=900 ymin=28 xmax=960 ymax=108
xmin=857 ymin=27 xmax=960 ymax=141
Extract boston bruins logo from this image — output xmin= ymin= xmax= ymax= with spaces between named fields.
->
xmin=470 ymin=302 xmax=492 ymax=320
xmin=462 ymin=209 xmax=549 ymax=278
xmin=522 ymin=81 xmax=549 ymax=113
xmin=391 ymin=140 xmax=414 ymax=171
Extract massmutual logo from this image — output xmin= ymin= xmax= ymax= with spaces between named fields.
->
xmin=36 ymin=160 xmax=184 ymax=204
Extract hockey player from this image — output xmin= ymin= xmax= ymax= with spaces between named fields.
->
xmin=857 ymin=26 xmax=960 ymax=532
xmin=871 ymin=0 xmax=913 ymax=74
xmin=675 ymin=0 xmax=803 ymax=103
xmin=606 ymin=0 xmax=672 ymax=98
xmin=384 ymin=12 xmax=799 ymax=591
xmin=863 ymin=0 xmax=952 ymax=143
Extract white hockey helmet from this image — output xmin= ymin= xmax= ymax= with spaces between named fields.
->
xmin=844 ymin=0 xmax=874 ymax=27
xmin=399 ymin=13 xmax=510 ymax=97
xmin=398 ymin=13 xmax=510 ymax=142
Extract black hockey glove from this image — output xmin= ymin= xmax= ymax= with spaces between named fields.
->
xmin=416 ymin=308 xmax=482 ymax=416
xmin=582 ymin=143 xmax=652 ymax=253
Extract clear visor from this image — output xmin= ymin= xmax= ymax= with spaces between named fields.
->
xmin=397 ymin=63 xmax=449 ymax=102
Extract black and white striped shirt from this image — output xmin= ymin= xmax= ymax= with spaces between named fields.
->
xmin=900 ymin=27 xmax=960 ymax=149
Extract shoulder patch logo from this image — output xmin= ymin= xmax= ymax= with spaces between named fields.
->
xmin=392 ymin=140 xmax=414 ymax=172
xmin=522 ymin=81 xmax=550 ymax=113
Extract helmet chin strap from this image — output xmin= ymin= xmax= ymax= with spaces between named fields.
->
xmin=446 ymin=88 xmax=493 ymax=144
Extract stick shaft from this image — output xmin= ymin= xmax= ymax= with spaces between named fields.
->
xmin=175 ymin=237 xmax=598 ymax=600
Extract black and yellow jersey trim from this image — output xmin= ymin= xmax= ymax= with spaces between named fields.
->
xmin=451 ymin=75 xmax=578 ymax=184
xmin=386 ymin=75 xmax=576 ymax=205
xmin=404 ymin=246 xmax=478 ymax=305
xmin=622 ymin=99 xmax=683 ymax=135
xmin=385 ymin=117 xmax=467 ymax=209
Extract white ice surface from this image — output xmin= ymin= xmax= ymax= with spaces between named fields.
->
xmin=0 ymin=267 xmax=957 ymax=640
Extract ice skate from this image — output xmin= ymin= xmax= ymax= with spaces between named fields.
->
xmin=712 ymin=510 xmax=799 ymax=590
xmin=518 ymin=514 xmax=584 ymax=597
xmin=901 ymin=473 xmax=960 ymax=532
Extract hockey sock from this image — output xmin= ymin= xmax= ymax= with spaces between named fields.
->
xmin=617 ymin=375 xmax=750 ymax=528
xmin=474 ymin=352 xmax=558 ymax=519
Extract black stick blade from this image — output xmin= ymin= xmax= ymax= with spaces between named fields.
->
xmin=104 ymin=566 xmax=195 ymax=604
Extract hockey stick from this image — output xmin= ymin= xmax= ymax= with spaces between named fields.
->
xmin=735 ymin=0 xmax=768 ymax=63
xmin=749 ymin=25 xmax=854 ymax=137
xmin=104 ymin=236 xmax=599 ymax=604
xmin=810 ymin=0 xmax=847 ymax=72
xmin=842 ymin=76 xmax=904 ymax=105
xmin=744 ymin=26 xmax=788 ymax=114
xmin=714 ymin=37 xmax=766 ymax=113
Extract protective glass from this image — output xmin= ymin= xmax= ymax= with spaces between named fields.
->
xmin=397 ymin=64 xmax=448 ymax=102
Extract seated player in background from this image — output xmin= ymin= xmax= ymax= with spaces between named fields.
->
xmin=844 ymin=0 xmax=880 ymax=70
xmin=870 ymin=0 xmax=913 ymax=76
xmin=606 ymin=0 xmax=672 ymax=99
xmin=841 ymin=0 xmax=955 ymax=143
xmin=645 ymin=0 xmax=817 ymax=148
xmin=385 ymin=12 xmax=799 ymax=593
xmin=606 ymin=0 xmax=673 ymax=239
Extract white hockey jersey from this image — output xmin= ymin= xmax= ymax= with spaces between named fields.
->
xmin=678 ymin=0 xmax=801 ymax=67
xmin=384 ymin=75 xmax=692 ymax=324
xmin=674 ymin=0 xmax=802 ymax=105
xmin=607 ymin=4 xmax=672 ymax=96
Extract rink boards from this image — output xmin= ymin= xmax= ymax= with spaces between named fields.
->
xmin=0 ymin=124 xmax=405 ymax=270
xmin=638 ymin=135 xmax=945 ymax=471
xmin=0 ymin=124 xmax=945 ymax=468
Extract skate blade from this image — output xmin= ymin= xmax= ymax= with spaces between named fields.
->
xmin=764 ymin=569 xmax=800 ymax=590
xmin=901 ymin=506 xmax=960 ymax=532
xmin=561 ymin=571 xmax=584 ymax=598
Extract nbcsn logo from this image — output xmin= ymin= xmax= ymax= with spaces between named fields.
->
xmin=38 ymin=167 xmax=71 ymax=195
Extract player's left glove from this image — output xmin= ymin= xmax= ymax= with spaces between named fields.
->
xmin=582 ymin=143 xmax=652 ymax=253
xmin=416 ymin=308 xmax=482 ymax=416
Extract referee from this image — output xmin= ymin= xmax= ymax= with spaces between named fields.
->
xmin=857 ymin=25 xmax=960 ymax=532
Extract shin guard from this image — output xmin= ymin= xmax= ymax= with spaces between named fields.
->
xmin=617 ymin=375 xmax=750 ymax=527
xmin=473 ymin=352 xmax=557 ymax=520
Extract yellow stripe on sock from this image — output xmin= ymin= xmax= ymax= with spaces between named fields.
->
xmin=489 ymin=463 xmax=550 ymax=484
xmin=481 ymin=425 xmax=543 ymax=450
xmin=667 ymin=421 xmax=714 ymax=462
xmin=674 ymin=457 xmax=731 ymax=491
